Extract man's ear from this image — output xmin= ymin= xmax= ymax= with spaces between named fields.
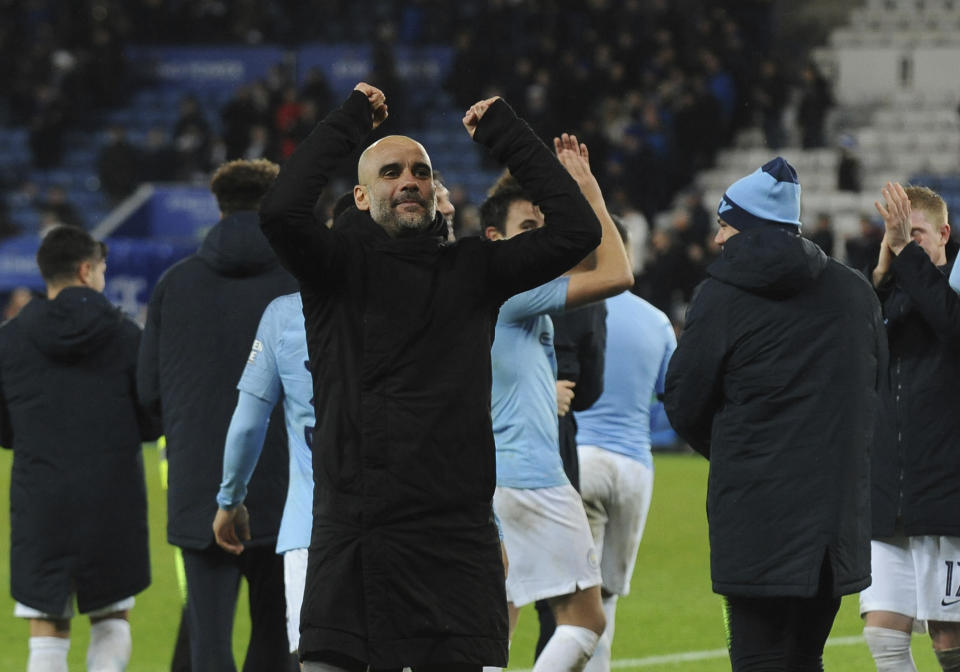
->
xmin=76 ymin=260 xmax=94 ymax=287
xmin=484 ymin=226 xmax=503 ymax=241
xmin=941 ymin=223 xmax=951 ymax=244
xmin=354 ymin=185 xmax=370 ymax=211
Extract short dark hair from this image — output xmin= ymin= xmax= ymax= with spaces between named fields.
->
xmin=479 ymin=188 xmax=532 ymax=236
xmin=210 ymin=158 xmax=280 ymax=215
xmin=36 ymin=226 xmax=107 ymax=283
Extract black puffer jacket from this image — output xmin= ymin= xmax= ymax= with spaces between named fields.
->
xmin=138 ymin=211 xmax=296 ymax=549
xmin=259 ymin=92 xmax=601 ymax=668
xmin=665 ymin=226 xmax=885 ymax=598
xmin=872 ymin=242 xmax=960 ymax=537
xmin=1 ymin=287 xmax=160 ymax=613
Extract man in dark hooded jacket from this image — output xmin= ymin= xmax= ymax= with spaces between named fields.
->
xmin=0 ymin=226 xmax=161 ymax=671
xmin=664 ymin=157 xmax=885 ymax=672
xmin=138 ymin=158 xmax=296 ymax=671
xmin=259 ymin=83 xmax=603 ymax=671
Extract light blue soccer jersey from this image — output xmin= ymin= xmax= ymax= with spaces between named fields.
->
xmin=950 ymin=257 xmax=960 ymax=294
xmin=235 ymin=293 xmax=314 ymax=553
xmin=574 ymin=291 xmax=676 ymax=470
xmin=491 ymin=276 xmax=570 ymax=489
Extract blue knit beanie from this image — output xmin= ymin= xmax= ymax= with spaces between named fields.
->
xmin=717 ymin=157 xmax=802 ymax=231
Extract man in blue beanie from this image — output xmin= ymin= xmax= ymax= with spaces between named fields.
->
xmin=665 ymin=157 xmax=886 ymax=671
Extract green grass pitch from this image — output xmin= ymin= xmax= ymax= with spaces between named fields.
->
xmin=0 ymin=447 xmax=940 ymax=670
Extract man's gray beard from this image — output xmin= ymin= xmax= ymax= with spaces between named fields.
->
xmin=372 ymin=200 xmax=436 ymax=236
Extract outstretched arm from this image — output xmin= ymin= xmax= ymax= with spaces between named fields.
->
xmin=259 ymin=82 xmax=387 ymax=286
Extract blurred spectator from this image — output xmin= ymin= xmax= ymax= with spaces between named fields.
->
xmin=753 ymin=58 xmax=789 ymax=150
xmin=139 ymin=126 xmax=179 ymax=183
xmin=845 ymin=213 xmax=884 ymax=278
xmin=28 ymin=84 xmax=66 ymax=169
xmin=300 ymin=67 xmax=334 ymax=117
xmin=97 ymin=126 xmax=140 ymax=205
xmin=808 ymin=212 xmax=836 ymax=257
xmin=0 ymin=193 xmax=19 ymax=241
xmin=172 ymin=95 xmax=212 ymax=178
xmin=636 ymin=227 xmax=689 ymax=320
xmin=36 ymin=185 xmax=84 ymax=230
xmin=837 ymin=136 xmax=863 ymax=193
xmin=221 ymin=84 xmax=268 ymax=160
xmin=796 ymin=61 xmax=833 ymax=149
xmin=243 ymin=124 xmax=277 ymax=161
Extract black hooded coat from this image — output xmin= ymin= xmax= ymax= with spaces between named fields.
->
xmin=258 ymin=92 xmax=601 ymax=667
xmin=137 ymin=211 xmax=296 ymax=549
xmin=665 ymin=227 xmax=885 ymax=598
xmin=0 ymin=287 xmax=160 ymax=613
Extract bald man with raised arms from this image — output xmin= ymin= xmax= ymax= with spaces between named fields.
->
xmin=258 ymin=83 xmax=604 ymax=672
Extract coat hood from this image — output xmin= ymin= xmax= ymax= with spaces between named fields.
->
xmin=708 ymin=225 xmax=828 ymax=298
xmin=198 ymin=210 xmax=282 ymax=277
xmin=16 ymin=286 xmax=125 ymax=361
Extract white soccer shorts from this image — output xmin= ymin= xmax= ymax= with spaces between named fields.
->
xmin=15 ymin=595 xmax=135 ymax=620
xmin=284 ymin=547 xmax=308 ymax=653
xmin=578 ymin=445 xmax=654 ymax=596
xmin=860 ymin=534 xmax=960 ymax=632
xmin=493 ymin=483 xmax=601 ymax=607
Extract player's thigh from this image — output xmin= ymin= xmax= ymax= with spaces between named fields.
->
xmin=860 ymin=535 xmax=921 ymax=627
xmin=601 ymin=456 xmax=653 ymax=596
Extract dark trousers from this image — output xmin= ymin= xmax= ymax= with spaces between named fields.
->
xmin=181 ymin=543 xmax=288 ymax=672
xmin=725 ymin=559 xmax=841 ymax=672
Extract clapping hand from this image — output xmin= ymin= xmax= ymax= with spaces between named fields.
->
xmin=875 ymin=181 xmax=911 ymax=254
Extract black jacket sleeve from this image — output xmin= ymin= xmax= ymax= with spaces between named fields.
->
xmin=0 ymin=333 xmax=10 ymax=450
xmin=137 ymin=275 xmax=164 ymax=422
xmin=553 ymin=302 xmax=607 ymax=412
xmin=259 ymin=90 xmax=372 ymax=286
xmin=126 ymin=321 xmax=162 ymax=442
xmin=664 ymin=280 xmax=729 ymax=458
xmin=890 ymin=242 xmax=960 ymax=339
xmin=473 ymin=100 xmax=602 ymax=303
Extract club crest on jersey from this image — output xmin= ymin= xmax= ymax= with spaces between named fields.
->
xmin=248 ymin=339 xmax=264 ymax=364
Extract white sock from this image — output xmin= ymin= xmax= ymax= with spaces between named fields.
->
xmin=86 ymin=618 xmax=131 ymax=672
xmin=935 ymin=647 xmax=960 ymax=672
xmin=584 ymin=595 xmax=619 ymax=672
xmin=533 ymin=624 xmax=600 ymax=672
xmin=863 ymin=626 xmax=917 ymax=672
xmin=301 ymin=663 xmax=354 ymax=672
xmin=27 ymin=636 xmax=69 ymax=672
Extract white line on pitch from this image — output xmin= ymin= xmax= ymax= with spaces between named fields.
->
xmin=509 ymin=634 xmax=865 ymax=671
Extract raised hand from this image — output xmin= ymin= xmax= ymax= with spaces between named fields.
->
xmin=554 ymin=133 xmax=601 ymax=203
xmin=354 ymin=82 xmax=388 ymax=129
xmin=463 ymin=97 xmax=500 ymax=138
xmin=874 ymin=181 xmax=911 ymax=254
